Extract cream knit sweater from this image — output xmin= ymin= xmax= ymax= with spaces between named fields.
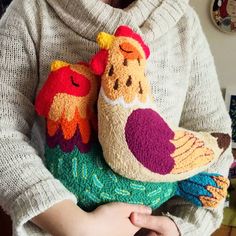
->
xmin=0 ymin=0 xmax=233 ymax=235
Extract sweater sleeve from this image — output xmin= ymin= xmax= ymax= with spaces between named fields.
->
xmin=160 ymin=9 xmax=233 ymax=236
xmin=0 ymin=2 xmax=77 ymax=236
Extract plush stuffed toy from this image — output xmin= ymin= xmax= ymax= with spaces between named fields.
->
xmin=35 ymin=26 xmax=230 ymax=212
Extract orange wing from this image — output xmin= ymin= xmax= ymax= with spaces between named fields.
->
xmin=170 ymin=131 xmax=215 ymax=174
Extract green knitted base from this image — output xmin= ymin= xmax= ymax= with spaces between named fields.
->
xmin=45 ymin=143 xmax=177 ymax=211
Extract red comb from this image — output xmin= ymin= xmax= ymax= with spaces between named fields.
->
xmin=115 ymin=25 xmax=150 ymax=59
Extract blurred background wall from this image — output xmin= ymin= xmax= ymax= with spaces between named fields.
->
xmin=190 ymin=0 xmax=236 ymax=89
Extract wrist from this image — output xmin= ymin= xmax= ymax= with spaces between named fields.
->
xmin=31 ymin=200 xmax=89 ymax=236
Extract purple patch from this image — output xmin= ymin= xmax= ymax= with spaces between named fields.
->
xmin=46 ymin=125 xmax=91 ymax=153
xmin=125 ymin=109 xmax=175 ymax=175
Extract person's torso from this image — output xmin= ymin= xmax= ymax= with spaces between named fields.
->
xmin=30 ymin=0 xmax=193 ymax=157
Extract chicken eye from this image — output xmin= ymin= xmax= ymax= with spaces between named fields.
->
xmin=70 ymin=75 xmax=80 ymax=87
xmin=138 ymin=81 xmax=143 ymax=94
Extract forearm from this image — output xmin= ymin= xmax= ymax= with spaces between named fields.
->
xmin=0 ymin=70 xmax=77 ymax=235
xmin=31 ymin=200 xmax=88 ymax=236
xmin=0 ymin=4 xmax=77 ymax=235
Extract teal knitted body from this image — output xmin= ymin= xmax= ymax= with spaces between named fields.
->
xmin=45 ymin=143 xmax=177 ymax=211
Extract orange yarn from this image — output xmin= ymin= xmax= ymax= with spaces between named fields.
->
xmin=170 ymin=131 xmax=214 ymax=174
xmin=47 ymin=107 xmax=92 ymax=144
xmin=199 ymin=177 xmax=229 ymax=208
xmin=119 ymin=42 xmax=143 ymax=60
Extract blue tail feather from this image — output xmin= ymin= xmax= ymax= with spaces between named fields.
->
xmin=176 ymin=172 xmax=220 ymax=207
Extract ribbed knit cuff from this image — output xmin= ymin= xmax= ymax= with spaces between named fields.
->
xmin=9 ymin=179 xmax=77 ymax=235
xmin=163 ymin=204 xmax=223 ymax=236
xmin=164 ymin=212 xmax=196 ymax=236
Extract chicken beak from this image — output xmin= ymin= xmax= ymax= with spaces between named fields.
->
xmin=51 ymin=60 xmax=70 ymax=71
xmin=97 ymin=32 xmax=115 ymax=50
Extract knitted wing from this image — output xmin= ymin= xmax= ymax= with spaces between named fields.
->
xmin=35 ymin=61 xmax=98 ymax=152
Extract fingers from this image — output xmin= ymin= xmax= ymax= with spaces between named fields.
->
xmin=107 ymin=202 xmax=152 ymax=216
xmin=131 ymin=214 xmax=180 ymax=236
xmin=130 ymin=213 xmax=162 ymax=232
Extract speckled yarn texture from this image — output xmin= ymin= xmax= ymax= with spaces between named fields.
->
xmin=0 ymin=0 xmax=233 ymax=235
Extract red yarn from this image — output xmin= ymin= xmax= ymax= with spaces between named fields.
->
xmin=115 ymin=25 xmax=150 ymax=59
xmin=90 ymin=49 xmax=109 ymax=76
xmin=35 ymin=66 xmax=91 ymax=117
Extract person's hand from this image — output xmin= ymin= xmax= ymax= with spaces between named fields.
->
xmin=130 ymin=213 xmax=180 ymax=236
xmin=32 ymin=200 xmax=152 ymax=236
xmin=87 ymin=202 xmax=152 ymax=236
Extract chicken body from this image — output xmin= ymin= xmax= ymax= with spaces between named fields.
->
xmin=91 ymin=26 xmax=229 ymax=182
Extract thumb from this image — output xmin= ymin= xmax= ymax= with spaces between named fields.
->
xmin=130 ymin=213 xmax=163 ymax=232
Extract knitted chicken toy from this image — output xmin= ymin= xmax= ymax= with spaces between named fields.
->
xmin=35 ymin=26 xmax=230 ymax=212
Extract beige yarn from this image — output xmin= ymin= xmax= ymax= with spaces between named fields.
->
xmin=0 ymin=0 xmax=233 ymax=235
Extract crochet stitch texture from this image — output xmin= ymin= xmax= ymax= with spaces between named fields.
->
xmin=0 ymin=0 xmax=233 ymax=235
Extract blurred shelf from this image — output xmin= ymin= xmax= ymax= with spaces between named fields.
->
xmin=212 ymin=225 xmax=236 ymax=236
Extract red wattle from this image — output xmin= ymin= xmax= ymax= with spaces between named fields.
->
xmin=90 ymin=49 xmax=109 ymax=76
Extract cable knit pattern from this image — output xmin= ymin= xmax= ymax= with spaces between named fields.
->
xmin=0 ymin=0 xmax=233 ymax=235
